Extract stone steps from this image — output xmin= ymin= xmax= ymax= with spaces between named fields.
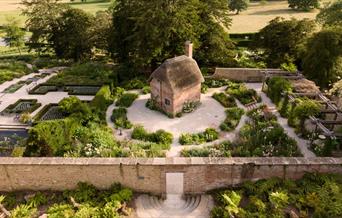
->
xmin=135 ymin=194 xmax=213 ymax=218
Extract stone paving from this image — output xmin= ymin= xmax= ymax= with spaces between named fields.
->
xmin=0 ymin=67 xmax=94 ymax=126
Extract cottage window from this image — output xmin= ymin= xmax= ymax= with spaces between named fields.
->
xmin=165 ymin=98 xmax=171 ymax=105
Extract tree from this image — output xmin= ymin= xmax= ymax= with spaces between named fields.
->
xmin=302 ymin=28 xmax=342 ymax=88
xmin=110 ymin=0 xmax=234 ymax=70
xmin=21 ymin=0 xmax=68 ymax=54
xmin=92 ymin=11 xmax=113 ymax=52
xmin=288 ymin=0 xmax=320 ymax=11
xmin=228 ymin=0 xmax=249 ymax=14
xmin=316 ymin=0 xmax=342 ymax=27
xmin=49 ymin=8 xmax=94 ymax=61
xmin=3 ymin=17 xmax=25 ymax=55
xmin=256 ymin=17 xmax=316 ymax=67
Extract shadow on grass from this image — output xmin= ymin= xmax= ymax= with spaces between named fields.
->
xmin=249 ymin=8 xmax=313 ymax=16
xmin=67 ymin=0 xmax=112 ymax=6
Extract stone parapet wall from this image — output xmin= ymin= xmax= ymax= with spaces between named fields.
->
xmin=0 ymin=157 xmax=341 ymax=195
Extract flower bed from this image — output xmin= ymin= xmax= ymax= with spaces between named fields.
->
xmin=64 ymin=85 xmax=101 ymax=95
xmin=212 ymin=92 xmax=237 ymax=108
xmin=34 ymin=104 xmax=65 ymax=121
xmin=1 ymin=99 xmax=41 ymax=114
xmin=226 ymin=83 xmax=261 ymax=105
xmin=131 ymin=126 xmax=173 ymax=147
xmin=179 ymin=128 xmax=219 ymax=145
xmin=111 ymin=107 xmax=132 ymax=129
xmin=2 ymin=81 xmax=26 ymax=93
xmin=220 ymin=107 xmax=244 ymax=131
xmin=29 ymin=84 xmax=59 ymax=95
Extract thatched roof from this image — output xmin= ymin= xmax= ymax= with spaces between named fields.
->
xmin=149 ymin=55 xmax=204 ymax=91
xmin=291 ymin=78 xmax=320 ymax=93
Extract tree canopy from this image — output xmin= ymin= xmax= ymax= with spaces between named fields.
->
xmin=110 ymin=0 xmax=235 ymax=70
xmin=288 ymin=0 xmax=320 ymax=11
xmin=3 ymin=17 xmax=25 ymax=55
xmin=228 ymin=0 xmax=249 ymax=14
xmin=256 ymin=17 xmax=316 ymax=67
xmin=316 ymin=0 xmax=342 ymax=27
xmin=302 ymin=27 xmax=342 ymax=88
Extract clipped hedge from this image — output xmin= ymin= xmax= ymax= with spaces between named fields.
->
xmin=220 ymin=107 xmax=244 ymax=131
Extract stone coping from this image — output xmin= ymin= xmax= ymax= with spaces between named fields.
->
xmin=0 ymin=157 xmax=341 ymax=166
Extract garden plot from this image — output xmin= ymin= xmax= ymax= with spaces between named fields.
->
xmin=1 ymin=99 xmax=41 ymax=114
xmin=64 ymin=86 xmax=100 ymax=95
xmin=35 ymin=104 xmax=65 ymax=121
xmin=2 ymin=80 xmax=26 ymax=93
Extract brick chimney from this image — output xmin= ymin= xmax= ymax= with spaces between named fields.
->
xmin=185 ymin=41 xmax=193 ymax=59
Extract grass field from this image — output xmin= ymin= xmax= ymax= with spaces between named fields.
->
xmin=0 ymin=0 xmax=335 ymax=33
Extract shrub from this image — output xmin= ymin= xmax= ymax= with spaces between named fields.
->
xmin=116 ymin=93 xmax=138 ymax=108
xmin=182 ymin=101 xmax=201 ymax=113
xmin=226 ymin=83 xmax=260 ymax=105
xmin=111 ymin=107 xmax=132 ymax=129
xmin=288 ymin=0 xmax=320 ymax=11
xmin=203 ymin=78 xmax=232 ymax=88
xmin=122 ymin=78 xmax=147 ymax=90
xmin=11 ymin=204 xmax=37 ymax=218
xmin=292 ymin=98 xmax=320 ymax=132
xmin=131 ymin=126 xmax=173 ymax=146
xmin=212 ymin=93 xmax=237 ymax=108
xmin=91 ymin=85 xmax=113 ymax=111
xmin=142 ymin=86 xmax=151 ymax=94
xmin=47 ymin=204 xmax=75 ymax=218
xmin=179 ymin=128 xmax=219 ymax=145
xmin=266 ymin=77 xmax=292 ymax=105
xmin=220 ymin=107 xmax=244 ymax=131
xmin=181 ymin=142 xmax=233 ymax=157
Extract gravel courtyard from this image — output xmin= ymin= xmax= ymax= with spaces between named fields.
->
xmin=127 ymin=93 xmax=226 ymax=138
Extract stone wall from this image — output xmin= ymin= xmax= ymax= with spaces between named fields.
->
xmin=0 ymin=157 xmax=341 ymax=195
xmin=213 ymin=68 xmax=267 ymax=82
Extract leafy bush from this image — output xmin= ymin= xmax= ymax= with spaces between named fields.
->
xmin=212 ymin=173 xmax=342 ymax=218
xmin=142 ymin=86 xmax=151 ymax=94
xmin=235 ymin=106 xmax=301 ymax=157
xmin=11 ymin=204 xmax=37 ymax=218
xmin=121 ymin=77 xmax=147 ymax=90
xmin=182 ymin=101 xmax=201 ymax=113
xmin=47 ymin=204 xmax=75 ymax=218
xmin=91 ymin=85 xmax=113 ymax=112
xmin=116 ymin=93 xmax=138 ymax=108
xmin=0 ymin=60 xmax=34 ymax=85
xmin=226 ymin=83 xmax=260 ymax=105
xmin=212 ymin=93 xmax=237 ymax=108
xmin=220 ymin=107 xmax=244 ymax=131
xmin=181 ymin=141 xmax=232 ymax=157
xmin=288 ymin=0 xmax=320 ymax=11
xmin=179 ymin=128 xmax=219 ymax=145
xmin=111 ymin=107 xmax=132 ymax=129
xmin=131 ymin=126 xmax=173 ymax=146
xmin=266 ymin=77 xmax=293 ymax=105
xmin=292 ymin=98 xmax=320 ymax=132
xmin=203 ymin=78 xmax=232 ymax=88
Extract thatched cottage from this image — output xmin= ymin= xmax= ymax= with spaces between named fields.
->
xmin=149 ymin=41 xmax=204 ymax=116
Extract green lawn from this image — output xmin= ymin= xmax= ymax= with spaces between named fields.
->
xmin=0 ymin=0 xmax=114 ymax=27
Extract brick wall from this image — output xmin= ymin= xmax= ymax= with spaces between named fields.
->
xmin=0 ymin=157 xmax=341 ymax=195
